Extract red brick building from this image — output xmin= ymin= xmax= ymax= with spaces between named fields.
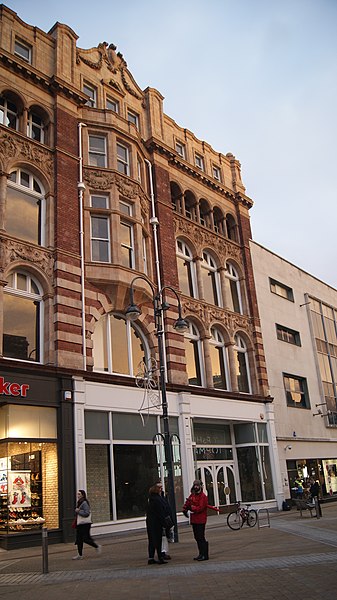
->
xmin=0 ymin=5 xmax=281 ymax=547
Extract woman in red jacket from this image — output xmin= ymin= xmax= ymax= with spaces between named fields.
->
xmin=183 ymin=480 xmax=210 ymax=561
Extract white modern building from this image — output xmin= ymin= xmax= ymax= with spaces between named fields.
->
xmin=251 ymin=241 xmax=337 ymax=502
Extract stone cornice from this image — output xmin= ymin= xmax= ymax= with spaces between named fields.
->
xmin=146 ymin=138 xmax=254 ymax=208
xmin=0 ymin=52 xmax=86 ymax=105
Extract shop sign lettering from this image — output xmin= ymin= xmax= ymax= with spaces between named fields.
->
xmin=0 ymin=377 xmax=29 ymax=397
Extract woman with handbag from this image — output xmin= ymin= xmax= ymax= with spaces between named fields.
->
xmin=146 ymin=483 xmax=168 ymax=564
xmin=158 ymin=483 xmax=174 ymax=560
xmin=73 ymin=490 xmax=102 ymax=560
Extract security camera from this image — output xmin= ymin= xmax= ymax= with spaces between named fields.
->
xmin=288 ymin=445 xmax=292 ymax=450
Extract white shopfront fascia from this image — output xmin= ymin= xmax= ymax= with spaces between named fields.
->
xmin=72 ymin=376 xmax=282 ymax=536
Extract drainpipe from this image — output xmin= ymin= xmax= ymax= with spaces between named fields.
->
xmin=145 ymin=158 xmax=167 ymax=376
xmin=78 ymin=122 xmax=87 ymax=371
xmin=145 ymin=158 xmax=162 ymax=291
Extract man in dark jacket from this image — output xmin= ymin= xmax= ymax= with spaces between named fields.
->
xmin=146 ymin=483 xmax=168 ymax=564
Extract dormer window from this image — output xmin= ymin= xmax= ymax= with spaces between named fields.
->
xmin=175 ymin=141 xmax=186 ymax=159
xmin=106 ymin=97 xmax=119 ymax=113
xmin=127 ymin=110 xmax=139 ymax=129
xmin=213 ymin=166 xmax=221 ymax=181
xmin=14 ymin=39 xmax=32 ymax=63
xmin=195 ymin=154 xmax=204 ymax=171
xmin=83 ymin=83 xmax=97 ymax=108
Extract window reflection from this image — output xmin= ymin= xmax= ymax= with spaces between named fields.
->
xmin=184 ymin=323 xmax=203 ymax=386
xmin=93 ymin=313 xmax=147 ymax=376
xmin=3 ymin=272 xmax=42 ymax=362
xmin=7 ymin=170 xmax=44 ymax=245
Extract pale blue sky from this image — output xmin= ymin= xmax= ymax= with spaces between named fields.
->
xmin=6 ymin=0 xmax=337 ymax=288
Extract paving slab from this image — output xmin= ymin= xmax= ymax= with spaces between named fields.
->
xmin=1 ymin=503 xmax=337 ymax=599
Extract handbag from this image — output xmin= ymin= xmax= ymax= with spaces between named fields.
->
xmin=71 ymin=517 xmax=77 ymax=529
xmin=164 ymin=515 xmax=174 ymax=529
xmin=77 ymin=512 xmax=92 ymax=525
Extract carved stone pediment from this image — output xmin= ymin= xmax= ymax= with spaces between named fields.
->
xmin=77 ymin=42 xmax=142 ymax=100
xmin=101 ymin=78 xmax=124 ymax=95
xmin=0 ymin=131 xmax=53 ymax=177
xmin=0 ymin=237 xmax=54 ymax=278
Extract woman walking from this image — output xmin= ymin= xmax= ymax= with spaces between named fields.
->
xmin=73 ymin=490 xmax=102 ymax=560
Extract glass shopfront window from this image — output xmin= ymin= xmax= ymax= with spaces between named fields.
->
xmin=236 ymin=446 xmax=263 ymax=501
xmin=0 ymin=441 xmax=58 ymax=534
xmin=114 ymin=445 xmax=159 ymax=519
xmin=0 ymin=405 xmax=58 ymax=535
xmin=234 ymin=423 xmax=274 ymax=502
xmin=84 ymin=411 xmax=183 ymax=521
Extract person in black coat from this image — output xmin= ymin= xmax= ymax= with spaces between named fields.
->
xmin=309 ymin=477 xmax=322 ymax=516
xmin=146 ymin=483 xmax=168 ymax=564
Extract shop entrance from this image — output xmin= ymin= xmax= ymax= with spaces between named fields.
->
xmin=196 ymin=463 xmax=237 ymax=507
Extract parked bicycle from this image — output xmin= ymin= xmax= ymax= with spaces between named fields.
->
xmin=227 ymin=501 xmax=258 ymax=530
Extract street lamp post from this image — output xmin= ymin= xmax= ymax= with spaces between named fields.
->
xmin=125 ymin=276 xmax=188 ymax=542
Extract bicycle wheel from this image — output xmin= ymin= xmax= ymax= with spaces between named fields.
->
xmin=227 ymin=511 xmax=243 ymax=530
xmin=247 ymin=509 xmax=258 ymax=527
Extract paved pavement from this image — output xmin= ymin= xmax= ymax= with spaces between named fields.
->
xmin=1 ymin=502 xmax=337 ymax=599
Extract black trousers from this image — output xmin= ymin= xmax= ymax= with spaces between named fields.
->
xmin=192 ymin=523 xmax=206 ymax=548
xmin=76 ymin=524 xmax=98 ymax=556
xmin=146 ymin=519 xmax=163 ymax=560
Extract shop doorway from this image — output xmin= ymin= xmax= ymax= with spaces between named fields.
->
xmin=196 ymin=463 xmax=237 ymax=506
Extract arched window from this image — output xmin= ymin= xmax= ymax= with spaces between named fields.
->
xmin=0 ymin=95 xmax=18 ymax=130
xmin=92 ymin=313 xmax=148 ymax=376
xmin=170 ymin=182 xmax=182 ymax=214
xmin=3 ymin=271 xmax=43 ymax=362
xmin=199 ymin=199 xmax=211 ymax=228
xmin=27 ymin=107 xmax=47 ymax=143
xmin=201 ymin=251 xmax=221 ymax=306
xmin=184 ymin=191 xmax=197 ymax=220
xmin=7 ymin=169 xmax=45 ymax=245
xmin=176 ymin=239 xmax=197 ymax=298
xmin=213 ymin=207 xmax=225 ymax=235
xmin=184 ymin=322 xmax=204 ymax=386
xmin=226 ymin=262 xmax=243 ymax=314
xmin=233 ymin=335 xmax=251 ymax=393
xmin=225 ymin=214 xmax=238 ymax=242
xmin=210 ymin=327 xmax=230 ymax=390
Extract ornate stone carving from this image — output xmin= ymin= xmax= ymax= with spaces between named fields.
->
xmin=181 ymin=293 xmax=254 ymax=342
xmin=181 ymin=297 xmax=205 ymax=321
xmin=0 ymin=237 xmax=54 ymax=278
xmin=19 ymin=141 xmax=53 ymax=176
xmin=77 ymin=42 xmax=142 ymax=100
xmin=174 ymin=215 xmax=242 ymax=264
xmin=173 ymin=217 xmax=204 ymax=248
xmin=139 ymin=191 xmax=150 ymax=217
xmin=0 ymin=132 xmax=53 ymax=177
xmin=84 ymin=169 xmax=115 ymax=190
xmin=0 ymin=132 xmax=17 ymax=159
xmin=115 ymin=174 xmax=139 ymax=199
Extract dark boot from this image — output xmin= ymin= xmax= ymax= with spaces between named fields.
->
xmin=197 ymin=541 xmax=209 ymax=561
xmin=193 ymin=540 xmax=203 ymax=560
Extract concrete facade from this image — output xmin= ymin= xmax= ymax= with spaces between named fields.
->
xmin=250 ymin=241 xmax=337 ymax=502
